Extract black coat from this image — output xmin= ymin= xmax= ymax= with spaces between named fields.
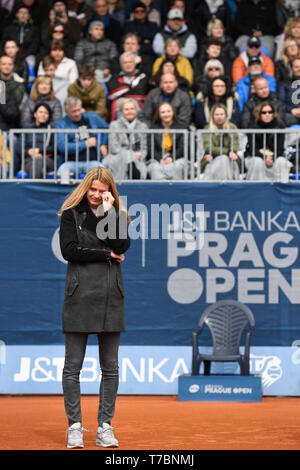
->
xmin=234 ymin=0 xmax=280 ymax=38
xmin=59 ymin=196 xmax=130 ymax=333
xmin=0 ymin=91 xmax=20 ymax=130
xmin=1 ymin=20 xmax=40 ymax=58
xmin=245 ymin=118 xmax=285 ymax=158
xmin=148 ymin=121 xmax=186 ymax=162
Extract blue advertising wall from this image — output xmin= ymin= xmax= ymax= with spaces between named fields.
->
xmin=1 ymin=182 xmax=300 ymax=396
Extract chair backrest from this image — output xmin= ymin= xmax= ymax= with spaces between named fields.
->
xmin=198 ymin=300 xmax=255 ymax=356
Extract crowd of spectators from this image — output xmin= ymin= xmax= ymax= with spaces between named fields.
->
xmin=0 ymin=0 xmax=300 ymax=181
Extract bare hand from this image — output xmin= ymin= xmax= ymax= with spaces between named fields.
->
xmin=102 ymin=191 xmax=115 ymax=211
xmin=110 ymin=251 xmax=125 ymax=262
xmin=265 ymin=155 xmax=274 ymax=167
xmin=204 ymin=154 xmax=213 ymax=163
xmin=161 ymin=157 xmax=173 ymax=165
xmin=229 ymin=152 xmax=238 ymax=161
xmin=100 ymin=144 xmax=108 ymax=157
xmin=86 ymin=137 xmax=97 ymax=147
xmin=28 ymin=148 xmax=42 ymax=158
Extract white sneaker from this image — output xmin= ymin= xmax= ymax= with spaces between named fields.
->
xmin=96 ymin=423 xmax=119 ymax=447
xmin=67 ymin=422 xmax=84 ymax=448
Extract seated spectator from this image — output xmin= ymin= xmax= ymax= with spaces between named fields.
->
xmin=194 ymin=58 xmax=224 ymax=96
xmin=12 ymin=0 xmax=49 ymax=26
xmin=21 ymin=75 xmax=63 ymax=127
xmin=278 ymin=57 xmax=300 ymax=126
xmin=147 ymin=101 xmax=186 ymax=180
xmin=234 ymin=0 xmax=280 ymax=58
xmin=199 ymin=19 xmax=239 ymax=70
xmin=0 ymin=4 xmax=10 ymax=39
xmin=152 ymin=38 xmax=193 ymax=89
xmin=241 ymin=76 xmax=287 ymax=128
xmin=107 ymin=51 xmax=149 ymax=120
xmin=236 ymin=56 xmax=276 ymax=112
xmin=103 ymin=98 xmax=148 ymax=179
xmin=68 ymin=64 xmax=108 ymax=121
xmin=110 ymin=32 xmax=154 ymax=77
xmin=275 ymin=16 xmax=300 ymax=61
xmin=124 ymin=1 xmax=159 ymax=59
xmin=201 ymin=103 xmax=240 ymax=180
xmin=1 ymin=3 xmax=40 ymax=69
xmin=54 ymin=96 xmax=109 ymax=177
xmin=152 ymin=8 xmax=197 ymax=60
xmin=195 ymin=76 xmax=240 ymax=128
xmin=232 ymin=36 xmax=275 ymax=86
xmin=194 ymin=38 xmax=232 ymax=80
xmin=41 ymin=0 xmax=82 ymax=46
xmin=0 ymin=54 xmax=25 ymax=107
xmin=0 ymin=89 xmax=20 ymax=131
xmin=67 ymin=0 xmax=94 ymax=27
xmin=74 ymin=20 xmax=118 ymax=83
xmin=36 ymin=23 xmax=75 ymax=67
xmin=38 ymin=40 xmax=79 ymax=109
xmin=141 ymin=72 xmax=192 ymax=126
xmin=150 ymin=58 xmax=190 ymax=95
xmin=275 ymin=39 xmax=300 ymax=84
xmin=90 ymin=0 xmax=123 ymax=49
xmin=107 ymin=0 xmax=126 ymax=28
xmin=3 ymin=39 xmax=30 ymax=85
xmin=194 ymin=0 xmax=232 ymax=40
xmin=17 ymin=103 xmax=55 ymax=179
xmin=137 ymin=0 xmax=161 ymax=26
xmin=245 ymin=101 xmax=291 ymax=181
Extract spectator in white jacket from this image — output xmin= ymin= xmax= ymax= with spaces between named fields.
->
xmin=37 ymin=40 xmax=78 ymax=110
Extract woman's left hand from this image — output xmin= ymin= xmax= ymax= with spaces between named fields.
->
xmin=102 ymin=191 xmax=115 ymax=212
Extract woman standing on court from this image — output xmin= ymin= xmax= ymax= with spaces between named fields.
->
xmin=58 ymin=167 xmax=130 ymax=449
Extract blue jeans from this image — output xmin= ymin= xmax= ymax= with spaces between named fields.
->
xmin=62 ymin=332 xmax=120 ymax=427
xmin=57 ymin=161 xmax=104 ymax=177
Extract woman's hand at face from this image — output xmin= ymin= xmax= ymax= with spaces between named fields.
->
xmin=102 ymin=191 xmax=115 ymax=212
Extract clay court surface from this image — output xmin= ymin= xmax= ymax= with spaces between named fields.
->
xmin=1 ymin=395 xmax=300 ymax=451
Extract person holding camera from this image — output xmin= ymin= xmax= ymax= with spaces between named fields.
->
xmin=41 ymin=0 xmax=82 ymax=45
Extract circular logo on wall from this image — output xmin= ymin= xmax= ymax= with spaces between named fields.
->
xmin=189 ymin=384 xmax=200 ymax=393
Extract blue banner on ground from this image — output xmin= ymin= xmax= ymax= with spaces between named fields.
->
xmin=1 ymin=182 xmax=300 ymax=349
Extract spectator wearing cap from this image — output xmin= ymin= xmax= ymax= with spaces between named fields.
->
xmin=41 ymin=0 xmax=82 ymax=45
xmin=123 ymin=2 xmax=159 ymax=59
xmin=232 ymin=36 xmax=275 ymax=85
xmin=1 ymin=3 xmax=40 ymax=69
xmin=74 ymin=20 xmax=118 ymax=83
xmin=90 ymin=0 xmax=122 ymax=49
xmin=152 ymin=7 xmax=197 ymax=60
xmin=236 ymin=56 xmax=276 ymax=112
xmin=233 ymin=0 xmax=281 ymax=59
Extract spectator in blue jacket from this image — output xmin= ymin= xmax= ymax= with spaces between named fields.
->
xmin=236 ymin=56 xmax=276 ymax=112
xmin=54 ymin=96 xmax=109 ymax=177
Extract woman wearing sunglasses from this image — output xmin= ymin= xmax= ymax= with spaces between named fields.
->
xmin=245 ymin=101 xmax=292 ymax=181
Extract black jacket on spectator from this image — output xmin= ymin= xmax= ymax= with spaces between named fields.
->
xmin=0 ymin=91 xmax=20 ymax=130
xmin=234 ymin=0 xmax=280 ymax=38
xmin=1 ymin=20 xmax=40 ymax=58
xmin=0 ymin=7 xmax=11 ymax=42
xmin=89 ymin=14 xmax=122 ymax=49
xmin=194 ymin=0 xmax=232 ymax=39
xmin=245 ymin=118 xmax=285 ymax=158
xmin=123 ymin=19 xmax=158 ymax=57
xmin=275 ymin=59 xmax=293 ymax=84
xmin=147 ymin=121 xmax=186 ymax=162
xmin=16 ymin=123 xmax=55 ymax=159
xmin=241 ymin=92 xmax=287 ymax=128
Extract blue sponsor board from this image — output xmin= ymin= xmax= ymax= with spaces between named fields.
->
xmin=178 ymin=375 xmax=262 ymax=402
xmin=0 ymin=345 xmax=299 ymax=396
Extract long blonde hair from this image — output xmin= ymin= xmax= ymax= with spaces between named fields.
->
xmin=280 ymin=38 xmax=300 ymax=65
xmin=209 ymin=103 xmax=231 ymax=129
xmin=30 ymin=76 xmax=55 ymax=101
xmin=58 ymin=167 xmax=130 ymax=221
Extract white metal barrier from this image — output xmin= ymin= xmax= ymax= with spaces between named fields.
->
xmin=1 ymin=128 xmax=300 ymax=182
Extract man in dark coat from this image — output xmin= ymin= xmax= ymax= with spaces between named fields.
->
xmin=124 ymin=1 xmax=158 ymax=59
xmin=141 ymin=72 xmax=192 ymax=127
xmin=1 ymin=3 xmax=40 ymax=65
xmin=90 ymin=0 xmax=123 ymax=50
xmin=241 ymin=76 xmax=287 ymax=127
xmin=278 ymin=58 xmax=300 ymax=126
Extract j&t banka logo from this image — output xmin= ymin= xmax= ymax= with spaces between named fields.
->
xmin=250 ymin=354 xmax=282 ymax=388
